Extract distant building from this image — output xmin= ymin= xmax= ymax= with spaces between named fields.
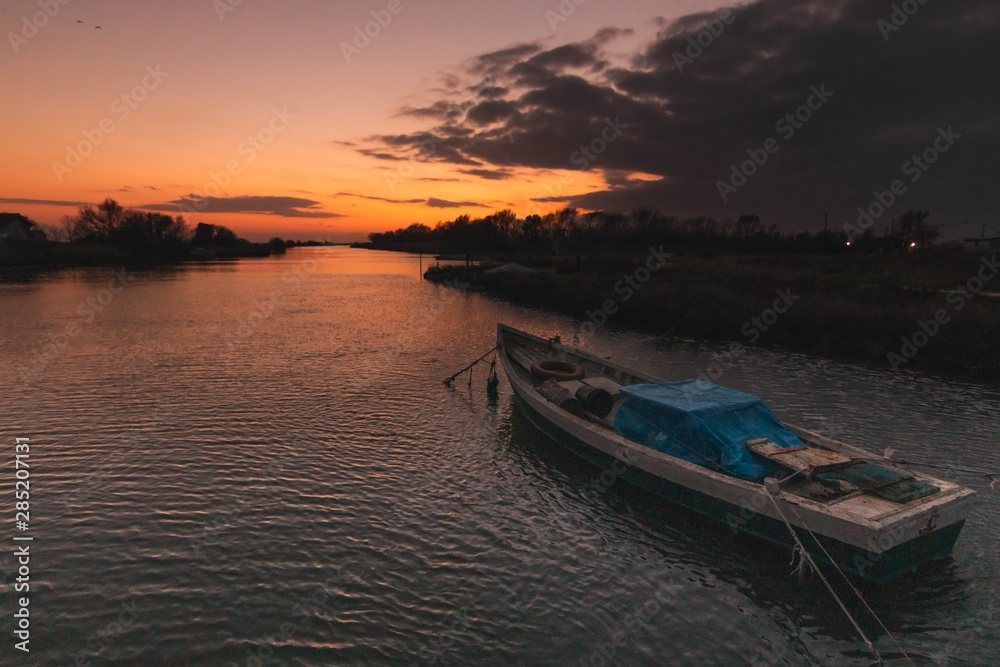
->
xmin=962 ymin=236 xmax=1000 ymax=252
xmin=0 ymin=213 xmax=46 ymax=242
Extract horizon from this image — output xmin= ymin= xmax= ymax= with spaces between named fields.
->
xmin=3 ymin=0 xmax=999 ymax=242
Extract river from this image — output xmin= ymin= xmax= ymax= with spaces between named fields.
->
xmin=1 ymin=247 xmax=997 ymax=665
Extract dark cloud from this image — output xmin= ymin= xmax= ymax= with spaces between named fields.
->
xmin=509 ymin=43 xmax=603 ymax=86
xmin=458 ymin=168 xmax=514 ymax=180
xmin=142 ymin=195 xmax=342 ymax=219
xmin=470 ymin=43 xmax=543 ymax=78
xmin=476 ymin=85 xmax=509 ymax=99
xmin=426 ymin=198 xmax=487 ymax=209
xmin=586 ymin=26 xmax=634 ymax=46
xmin=0 ymin=197 xmax=92 ymax=207
xmin=396 ymin=100 xmax=469 ymax=121
xmin=336 ymin=192 xmax=425 ymax=204
xmin=359 ymin=0 xmax=1000 ymax=231
xmin=466 ymin=100 xmax=519 ymax=126
xmin=356 ymin=148 xmax=408 ymax=162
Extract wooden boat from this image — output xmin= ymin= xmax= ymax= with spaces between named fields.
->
xmin=497 ymin=324 xmax=976 ymax=581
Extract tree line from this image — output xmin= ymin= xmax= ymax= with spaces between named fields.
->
xmin=12 ymin=198 xmax=295 ymax=256
xmin=369 ymin=206 xmax=942 ymax=254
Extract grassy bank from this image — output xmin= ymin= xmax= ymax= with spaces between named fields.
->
xmin=425 ymin=251 xmax=1000 ymax=385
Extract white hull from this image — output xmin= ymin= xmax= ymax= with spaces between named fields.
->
xmin=498 ymin=324 xmax=976 ymax=580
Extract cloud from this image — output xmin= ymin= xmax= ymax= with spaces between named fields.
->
xmin=426 ymin=198 xmax=488 ymax=209
xmin=141 ymin=195 xmax=343 ymax=219
xmin=336 ymin=192 xmax=425 ymax=204
xmin=0 ymin=197 xmax=92 ymax=207
xmin=476 ymin=85 xmax=509 ymax=99
xmin=357 ymin=1 xmax=1000 ymax=229
xmin=465 ymin=100 xmax=520 ymax=126
xmin=458 ymin=168 xmax=514 ymax=180
xmin=396 ymin=100 xmax=470 ymax=121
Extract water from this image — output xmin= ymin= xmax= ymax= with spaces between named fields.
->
xmin=1 ymin=247 xmax=997 ymax=666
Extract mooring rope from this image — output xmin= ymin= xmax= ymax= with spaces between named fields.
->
xmin=783 ymin=502 xmax=916 ymax=667
xmin=764 ymin=489 xmax=885 ymax=665
xmin=443 ymin=345 xmax=498 ymax=386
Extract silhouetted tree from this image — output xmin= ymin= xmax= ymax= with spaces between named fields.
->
xmin=67 ymin=199 xmax=187 ymax=252
xmin=72 ymin=198 xmax=127 ymax=242
xmin=192 ymin=222 xmax=240 ymax=247
xmin=735 ymin=214 xmax=763 ymax=239
xmin=897 ymin=210 xmax=940 ymax=249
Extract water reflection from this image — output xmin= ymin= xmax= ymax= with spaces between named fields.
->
xmin=0 ymin=247 xmax=996 ymax=665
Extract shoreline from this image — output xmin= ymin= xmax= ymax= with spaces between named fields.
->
xmin=0 ymin=242 xmax=285 ymax=279
xmin=422 ymin=251 xmax=999 ymax=387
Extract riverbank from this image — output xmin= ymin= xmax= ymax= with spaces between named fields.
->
xmin=424 ymin=251 xmax=1000 ymax=385
xmin=0 ymin=240 xmax=284 ymax=278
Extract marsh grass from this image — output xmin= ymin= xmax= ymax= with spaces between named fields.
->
xmin=427 ymin=251 xmax=1000 ymax=384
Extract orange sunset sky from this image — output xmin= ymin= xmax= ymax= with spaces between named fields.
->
xmin=5 ymin=1 xmax=998 ymax=243
xmin=2 ymin=0 xmax=718 ymax=242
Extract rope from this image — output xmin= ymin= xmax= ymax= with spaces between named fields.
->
xmin=443 ymin=346 xmax=498 ymax=386
xmin=784 ymin=503 xmax=916 ymax=667
xmin=764 ymin=489 xmax=885 ymax=665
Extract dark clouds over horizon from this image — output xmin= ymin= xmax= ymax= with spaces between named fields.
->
xmin=362 ymin=0 xmax=1000 ymax=232
xmin=142 ymin=196 xmax=342 ymax=219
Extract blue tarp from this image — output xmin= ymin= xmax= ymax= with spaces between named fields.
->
xmin=613 ymin=380 xmax=802 ymax=482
